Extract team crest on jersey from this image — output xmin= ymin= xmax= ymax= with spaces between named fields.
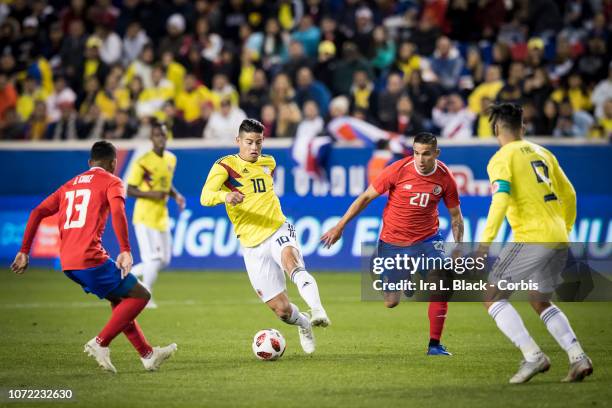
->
xmin=242 ymin=168 xmax=249 ymax=174
xmin=262 ymin=166 xmax=271 ymax=175
xmin=432 ymin=185 xmax=442 ymax=195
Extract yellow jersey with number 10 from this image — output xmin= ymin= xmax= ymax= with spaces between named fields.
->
xmin=127 ymin=150 xmax=177 ymax=231
xmin=200 ymin=154 xmax=286 ymax=247
xmin=486 ymin=140 xmax=576 ymax=243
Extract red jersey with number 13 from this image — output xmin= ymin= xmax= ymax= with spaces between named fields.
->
xmin=21 ymin=167 xmax=128 ymax=270
xmin=372 ymin=157 xmax=460 ymax=245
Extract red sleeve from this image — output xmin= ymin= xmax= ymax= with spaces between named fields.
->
xmin=20 ymin=189 xmax=61 ymax=254
xmin=371 ymin=159 xmax=403 ymax=194
xmin=106 ymin=178 xmax=125 ymax=200
xmin=443 ymin=172 xmax=460 ymax=209
xmin=109 ymin=195 xmax=131 ymax=252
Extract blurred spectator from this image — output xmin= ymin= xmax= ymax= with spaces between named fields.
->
xmin=196 ymin=17 xmax=223 ymax=64
xmin=460 ymin=47 xmax=486 ymax=92
xmin=103 ymin=109 xmax=137 ymax=139
xmin=283 ymin=40 xmax=315 ymax=84
xmin=523 ymin=67 xmax=553 ymax=111
xmin=549 ymin=36 xmax=574 ymax=83
xmin=392 ymin=41 xmax=422 ymax=81
xmin=59 ymin=19 xmax=86 ymax=87
xmin=183 ymin=45 xmax=214 ymax=87
xmin=175 ymin=73 xmax=215 ymax=137
xmin=159 ymin=13 xmax=189 ymax=57
xmin=410 ymin=16 xmax=440 ymax=56
xmin=551 ymin=72 xmax=593 ymax=113
xmin=45 ymin=101 xmax=83 ymax=140
xmin=553 ymin=115 xmax=581 ymax=137
xmin=124 ymin=43 xmax=154 ymax=88
xmin=241 ymin=68 xmax=270 ymax=119
xmin=245 ymin=18 xmax=288 ymax=72
xmin=0 ymin=72 xmax=18 ymax=122
xmin=372 ymin=72 xmax=404 ymax=130
xmin=94 ymin=23 xmax=122 ymax=66
xmin=576 ymin=37 xmax=608 ymax=85
xmin=370 ymin=25 xmax=395 ymax=75
xmin=526 ymin=0 xmax=562 ymax=36
xmin=81 ymin=36 xmax=109 ymax=88
xmin=313 ymin=40 xmax=338 ymax=93
xmin=349 ymin=69 xmax=374 ymax=113
xmin=475 ymin=97 xmax=494 ymax=138
xmin=525 ymin=37 xmax=547 ymax=75
xmin=406 ymin=69 xmax=440 ymax=122
xmin=295 ymin=100 xmax=324 ymax=145
xmin=0 ymin=108 xmax=26 ymax=139
xmin=260 ymin=104 xmax=276 ymax=138
xmin=203 ymin=97 xmax=246 ymax=140
xmin=295 ymin=66 xmax=331 ymax=113
xmin=96 ymin=73 xmax=129 ymax=121
xmin=329 ymin=95 xmax=350 ymax=119
xmin=15 ymin=16 xmax=41 ymax=69
xmin=122 ymin=21 xmax=149 ymax=65
xmin=332 ymin=41 xmax=372 ymax=96
xmin=432 ymin=93 xmax=475 ymax=139
xmin=137 ymin=65 xmax=174 ymax=119
xmin=393 ymin=94 xmax=424 ymax=135
xmin=592 ymin=63 xmax=612 ymax=119
xmin=25 ymin=99 xmax=48 ymax=140
xmin=77 ymin=75 xmax=100 ymax=116
xmin=161 ymin=51 xmax=186 ymax=95
xmin=319 ymin=15 xmax=346 ymax=52
xmin=211 ymin=73 xmax=238 ymax=106
xmin=275 ymin=101 xmax=301 ymax=138
xmin=468 ymin=65 xmax=503 ymax=114
xmin=592 ymin=99 xmax=612 ymax=140
xmin=270 ymin=72 xmax=295 ymax=109
xmin=430 ymin=36 xmax=464 ymax=92
xmin=535 ymin=99 xmax=559 ymax=135
xmin=558 ymin=99 xmax=594 ymax=137
xmin=491 ymin=41 xmax=511 ymax=78
xmin=46 ymin=75 xmax=76 ymax=122
xmin=292 ymin=15 xmax=321 ymax=59
xmin=16 ymin=75 xmax=45 ymax=121
xmin=352 ymin=7 xmax=375 ymax=58
xmin=496 ymin=61 xmax=525 ymax=105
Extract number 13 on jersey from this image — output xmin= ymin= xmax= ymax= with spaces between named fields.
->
xmin=64 ymin=189 xmax=91 ymax=229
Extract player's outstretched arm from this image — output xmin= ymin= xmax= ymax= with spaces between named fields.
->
xmin=127 ymin=185 xmax=168 ymax=200
xmin=12 ymin=191 xmax=61 ymax=274
xmin=321 ymin=185 xmax=380 ymax=248
xmin=170 ymin=185 xmax=186 ymax=212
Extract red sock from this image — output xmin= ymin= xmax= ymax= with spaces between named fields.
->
xmin=97 ymin=298 xmax=148 ymax=347
xmin=428 ymin=301 xmax=448 ymax=342
xmin=123 ymin=320 xmax=153 ymax=358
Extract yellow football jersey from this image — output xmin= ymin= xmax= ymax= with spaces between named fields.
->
xmin=200 ymin=154 xmax=286 ymax=247
xmin=127 ymin=150 xmax=177 ymax=231
xmin=482 ymin=140 xmax=576 ymax=243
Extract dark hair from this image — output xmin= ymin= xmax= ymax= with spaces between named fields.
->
xmin=150 ymin=118 xmax=167 ymax=135
xmin=90 ymin=140 xmax=116 ymax=161
xmin=239 ymin=118 xmax=265 ymax=135
xmin=413 ymin=132 xmax=437 ymax=148
xmin=489 ymin=103 xmax=523 ymax=133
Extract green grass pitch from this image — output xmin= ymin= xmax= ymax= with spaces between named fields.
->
xmin=0 ymin=269 xmax=610 ymax=408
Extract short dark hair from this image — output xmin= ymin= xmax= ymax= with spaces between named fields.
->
xmin=150 ymin=118 xmax=167 ymax=135
xmin=239 ymin=118 xmax=265 ymax=135
xmin=489 ymin=103 xmax=523 ymax=133
xmin=413 ymin=132 xmax=438 ymax=149
xmin=90 ymin=140 xmax=116 ymax=161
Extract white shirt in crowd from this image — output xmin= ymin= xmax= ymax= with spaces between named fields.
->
xmin=203 ymin=107 xmax=247 ymax=141
xmin=432 ymin=107 xmax=476 ymax=140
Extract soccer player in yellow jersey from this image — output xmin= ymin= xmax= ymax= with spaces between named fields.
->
xmin=480 ymin=103 xmax=592 ymax=384
xmin=200 ymin=119 xmax=330 ymax=354
xmin=127 ymin=121 xmax=185 ymax=308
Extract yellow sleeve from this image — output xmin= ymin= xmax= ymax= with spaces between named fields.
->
xmin=552 ymin=156 xmax=577 ymax=233
xmin=481 ymin=191 xmax=510 ymax=243
xmin=200 ymin=163 xmax=229 ymax=207
xmin=127 ymin=160 xmax=144 ymax=187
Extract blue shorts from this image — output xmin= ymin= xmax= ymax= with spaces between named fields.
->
xmin=374 ymin=233 xmax=446 ymax=290
xmin=64 ymin=259 xmax=138 ymax=299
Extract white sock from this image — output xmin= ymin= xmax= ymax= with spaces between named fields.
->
xmin=285 ymin=303 xmax=310 ymax=329
xmin=488 ymin=300 xmax=542 ymax=362
xmin=141 ymin=259 xmax=163 ymax=293
xmin=540 ymin=305 xmax=586 ymax=363
xmin=290 ymin=268 xmax=323 ymax=311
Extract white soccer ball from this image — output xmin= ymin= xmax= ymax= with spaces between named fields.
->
xmin=252 ymin=329 xmax=286 ymax=361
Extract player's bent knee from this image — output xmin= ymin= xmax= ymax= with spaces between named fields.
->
xmin=127 ymin=282 xmax=151 ymax=300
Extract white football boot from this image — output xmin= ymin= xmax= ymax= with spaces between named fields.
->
xmin=509 ymin=353 xmax=551 ymax=384
xmin=298 ymin=313 xmax=316 ymax=354
xmin=141 ymin=343 xmax=178 ymax=371
xmin=310 ymin=308 xmax=331 ymax=327
xmin=84 ymin=338 xmax=117 ymax=374
xmin=562 ymin=356 xmax=593 ymax=382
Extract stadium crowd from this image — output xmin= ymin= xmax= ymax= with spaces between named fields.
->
xmin=0 ymin=0 xmax=611 ymax=141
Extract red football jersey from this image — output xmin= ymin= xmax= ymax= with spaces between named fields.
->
xmin=372 ymin=157 xmax=460 ymax=245
xmin=21 ymin=167 xmax=130 ymax=270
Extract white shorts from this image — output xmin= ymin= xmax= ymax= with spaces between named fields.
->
xmin=242 ymin=222 xmax=303 ymax=302
xmin=488 ymin=243 xmax=568 ymax=293
xmin=134 ymin=223 xmax=172 ymax=266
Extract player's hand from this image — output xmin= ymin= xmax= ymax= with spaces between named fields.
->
xmin=320 ymin=224 xmax=344 ymax=248
xmin=116 ymin=251 xmax=133 ymax=279
xmin=10 ymin=252 xmax=29 ymax=274
xmin=175 ymin=192 xmax=186 ymax=212
xmin=225 ymin=192 xmax=245 ymax=206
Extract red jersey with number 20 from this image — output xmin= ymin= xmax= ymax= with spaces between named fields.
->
xmin=20 ymin=167 xmax=130 ymax=271
xmin=372 ymin=157 xmax=460 ymax=245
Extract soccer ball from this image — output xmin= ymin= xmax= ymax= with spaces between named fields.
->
xmin=252 ymin=329 xmax=286 ymax=361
